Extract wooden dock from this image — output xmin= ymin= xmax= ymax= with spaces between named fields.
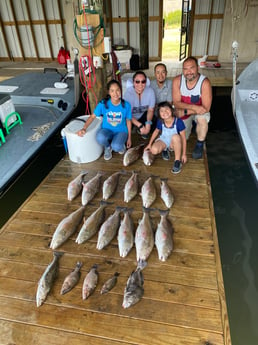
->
xmin=0 ymin=135 xmax=231 ymax=345
xmin=0 ymin=60 xmax=248 ymax=87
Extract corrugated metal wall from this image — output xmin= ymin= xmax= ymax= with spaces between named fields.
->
xmin=0 ymin=0 xmax=225 ymax=62
xmin=190 ymin=0 xmax=225 ymax=58
xmin=0 ymin=0 xmax=66 ymax=61
xmin=109 ymin=0 xmax=162 ymax=60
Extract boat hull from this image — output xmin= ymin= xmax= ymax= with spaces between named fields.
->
xmin=235 ymin=58 xmax=258 ymax=186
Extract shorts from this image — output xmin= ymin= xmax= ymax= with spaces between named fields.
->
xmin=183 ymin=112 xmax=210 ymax=140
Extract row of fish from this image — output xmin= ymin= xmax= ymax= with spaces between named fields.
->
xmin=36 ymin=252 xmax=147 ymax=309
xmin=50 ymin=204 xmax=174 ymax=263
xmin=67 ymin=170 xmax=174 ymax=209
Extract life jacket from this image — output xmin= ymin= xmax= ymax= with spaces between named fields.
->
xmin=57 ymin=47 xmax=70 ymax=64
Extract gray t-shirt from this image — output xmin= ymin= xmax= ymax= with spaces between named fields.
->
xmin=124 ymin=86 xmax=155 ymax=120
xmin=150 ymin=78 xmax=172 ymax=104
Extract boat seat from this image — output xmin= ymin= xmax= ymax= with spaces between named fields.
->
xmin=5 ymin=112 xmax=23 ymax=135
xmin=0 ymin=128 xmax=5 ymax=146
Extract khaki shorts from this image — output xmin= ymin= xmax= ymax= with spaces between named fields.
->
xmin=183 ymin=112 xmax=210 ymax=140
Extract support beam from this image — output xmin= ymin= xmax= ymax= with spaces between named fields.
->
xmin=139 ymin=0 xmax=149 ymax=69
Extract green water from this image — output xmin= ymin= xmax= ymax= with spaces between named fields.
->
xmin=207 ymin=96 xmax=258 ymax=345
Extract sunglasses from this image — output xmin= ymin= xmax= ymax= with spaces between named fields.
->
xmin=134 ymin=80 xmax=146 ymax=84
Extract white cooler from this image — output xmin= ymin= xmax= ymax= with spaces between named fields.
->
xmin=62 ymin=115 xmax=103 ymax=163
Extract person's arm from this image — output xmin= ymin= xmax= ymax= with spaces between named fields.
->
xmin=199 ymin=78 xmax=212 ymax=113
xmin=126 ymin=119 xmax=132 ymax=148
xmin=180 ymin=130 xmax=187 ymax=164
xmin=77 ymin=114 xmax=96 ymax=136
xmin=142 ymin=107 xmax=154 ymax=134
xmin=145 ymin=128 xmax=160 ymax=150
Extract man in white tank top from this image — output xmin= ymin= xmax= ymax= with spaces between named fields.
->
xmin=172 ymin=56 xmax=212 ymax=159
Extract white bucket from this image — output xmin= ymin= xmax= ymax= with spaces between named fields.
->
xmin=62 ymin=115 xmax=103 ymax=163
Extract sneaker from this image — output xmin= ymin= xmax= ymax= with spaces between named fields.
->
xmin=118 ymin=145 xmax=126 ymax=154
xmin=137 ymin=127 xmax=148 ymax=140
xmin=162 ymin=149 xmax=170 ymax=161
xmin=192 ymin=143 xmax=204 ymax=159
xmin=104 ymin=146 xmax=112 ymax=160
xmin=141 ymin=134 xmax=148 ymax=140
xmin=171 ymin=160 xmax=182 ymax=174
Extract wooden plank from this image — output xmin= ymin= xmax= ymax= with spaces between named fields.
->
xmin=0 ymin=320 xmax=126 ymax=345
xmin=0 ymin=245 xmax=217 ymax=289
xmin=0 ymin=301 xmax=224 ymax=345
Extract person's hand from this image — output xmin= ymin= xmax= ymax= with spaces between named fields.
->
xmin=126 ymin=138 xmax=132 ymax=149
xmin=141 ymin=124 xmax=150 ymax=135
xmin=193 ymin=104 xmax=207 ymax=115
xmin=77 ymin=128 xmax=86 ymax=137
xmin=181 ymin=154 xmax=187 ymax=164
xmin=144 ymin=145 xmax=151 ymax=151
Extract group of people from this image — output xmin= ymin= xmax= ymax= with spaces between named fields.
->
xmin=77 ymin=56 xmax=212 ymax=174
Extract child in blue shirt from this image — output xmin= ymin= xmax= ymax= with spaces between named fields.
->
xmin=77 ymin=79 xmax=132 ymax=160
xmin=144 ymin=101 xmax=187 ymax=174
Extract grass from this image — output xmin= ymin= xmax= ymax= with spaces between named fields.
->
xmin=162 ymin=28 xmax=180 ymax=60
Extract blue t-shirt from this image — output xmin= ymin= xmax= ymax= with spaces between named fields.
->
xmin=156 ymin=117 xmax=185 ymax=134
xmin=94 ymin=98 xmax=132 ymax=133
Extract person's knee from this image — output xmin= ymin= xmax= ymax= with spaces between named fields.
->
xmin=171 ymin=134 xmax=182 ymax=148
xmin=111 ymin=142 xmax=123 ymax=152
xmin=150 ymin=146 xmax=160 ymax=155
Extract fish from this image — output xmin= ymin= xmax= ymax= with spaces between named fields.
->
xmin=75 ymin=201 xmax=109 ymax=244
xmin=102 ymin=171 xmax=122 ymax=200
xmin=160 ymin=178 xmax=174 ymax=208
xmin=96 ymin=206 xmax=122 ymax=250
xmin=67 ymin=171 xmax=88 ymax=201
xmin=100 ymin=272 xmax=120 ymax=294
xmin=155 ymin=209 xmax=174 ymax=262
xmin=122 ymin=259 xmax=147 ymax=309
xmin=135 ymin=207 xmax=154 ymax=261
xmin=123 ymin=144 xmax=145 ymax=167
xmin=142 ymin=149 xmax=155 ymax=166
xmin=117 ymin=208 xmax=134 ymax=258
xmin=124 ymin=171 xmax=139 ymax=203
xmin=60 ymin=261 xmax=83 ymax=295
xmin=50 ymin=205 xmax=85 ymax=250
xmin=141 ymin=176 xmax=157 ymax=208
xmin=81 ymin=171 xmax=103 ymax=206
xmin=36 ymin=251 xmax=63 ymax=307
xmin=82 ymin=264 xmax=98 ymax=300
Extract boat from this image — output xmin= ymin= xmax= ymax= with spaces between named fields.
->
xmin=234 ymin=58 xmax=258 ymax=186
xmin=0 ymin=58 xmax=80 ymax=194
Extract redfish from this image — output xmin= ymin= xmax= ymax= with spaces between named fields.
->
xmin=36 ymin=251 xmax=63 ymax=307
xmin=82 ymin=264 xmax=98 ymax=300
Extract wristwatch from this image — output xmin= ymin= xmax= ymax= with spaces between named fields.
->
xmin=145 ymin=120 xmax=152 ymax=125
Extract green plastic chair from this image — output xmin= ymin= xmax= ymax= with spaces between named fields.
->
xmin=0 ymin=128 xmax=5 ymax=146
xmin=5 ymin=112 xmax=23 ymax=135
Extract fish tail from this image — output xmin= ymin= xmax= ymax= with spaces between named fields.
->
xmin=91 ymin=263 xmax=98 ymax=270
xmin=116 ymin=206 xmax=126 ymax=212
xmin=160 ymin=177 xmax=168 ymax=182
xmin=142 ymin=206 xmax=156 ymax=213
xmin=123 ymin=207 xmax=134 ymax=214
xmin=76 ymin=261 xmax=83 ymax=269
xmin=53 ymin=251 xmax=64 ymax=258
xmin=100 ymin=200 xmax=113 ymax=207
xmin=158 ymin=209 xmax=170 ymax=216
xmin=137 ymin=259 xmax=147 ymax=271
